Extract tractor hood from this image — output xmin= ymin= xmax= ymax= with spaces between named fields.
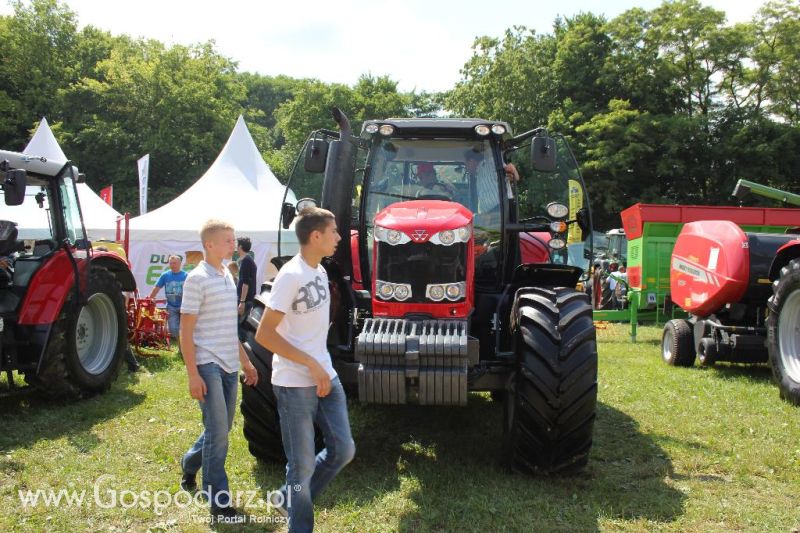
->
xmin=374 ymin=201 xmax=473 ymax=244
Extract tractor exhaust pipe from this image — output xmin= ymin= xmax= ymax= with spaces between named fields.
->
xmin=321 ymin=108 xmax=356 ymax=282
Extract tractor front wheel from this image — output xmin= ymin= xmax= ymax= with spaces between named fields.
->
xmin=503 ymin=287 xmax=598 ymax=475
xmin=767 ymin=258 xmax=800 ymax=405
xmin=28 ymin=266 xmax=127 ymax=397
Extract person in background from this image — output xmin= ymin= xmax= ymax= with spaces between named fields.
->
xmin=150 ymin=255 xmax=188 ymax=350
xmin=237 ymin=237 xmax=257 ymax=341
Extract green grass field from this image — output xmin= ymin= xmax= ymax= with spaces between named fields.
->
xmin=1 ymin=324 xmax=799 ymax=532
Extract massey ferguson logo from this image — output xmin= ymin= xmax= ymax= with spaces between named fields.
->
xmin=411 ymin=229 xmax=428 ymax=242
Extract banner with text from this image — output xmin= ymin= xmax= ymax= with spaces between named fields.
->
xmin=137 ymin=154 xmax=149 ymax=215
xmin=128 ymin=240 xmax=277 ymax=297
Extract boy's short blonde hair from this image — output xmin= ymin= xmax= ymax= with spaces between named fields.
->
xmin=200 ymin=219 xmax=234 ymax=247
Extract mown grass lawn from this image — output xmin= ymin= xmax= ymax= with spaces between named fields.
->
xmin=1 ymin=324 xmax=799 ymax=532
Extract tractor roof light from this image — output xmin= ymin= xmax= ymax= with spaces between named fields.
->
xmin=491 ymin=124 xmax=506 ymax=135
xmin=379 ymin=124 xmax=395 ymax=136
xmin=474 ymin=125 xmax=490 ymax=136
xmin=365 ymin=123 xmax=379 ymax=134
xmin=546 ymin=202 xmax=569 ymax=219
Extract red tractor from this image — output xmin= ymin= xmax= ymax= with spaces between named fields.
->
xmin=0 ymin=149 xmax=136 ymax=397
xmin=239 ymin=110 xmax=598 ymax=474
xmin=662 ymin=181 xmax=800 ymax=404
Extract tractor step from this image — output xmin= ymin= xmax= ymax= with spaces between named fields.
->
xmin=355 ymin=318 xmax=478 ymax=406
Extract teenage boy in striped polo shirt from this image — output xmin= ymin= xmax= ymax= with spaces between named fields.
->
xmin=178 ymin=219 xmax=258 ymax=521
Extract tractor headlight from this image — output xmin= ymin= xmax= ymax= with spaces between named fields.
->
xmin=427 ymin=284 xmax=445 ymax=301
xmin=430 ymin=224 xmax=471 ymax=245
xmin=393 ymin=284 xmax=411 ymax=301
xmin=375 ymin=225 xmax=410 ymax=245
xmin=387 ymin=229 xmax=403 ymax=245
xmin=364 ymin=123 xmax=379 ymax=134
xmin=445 ymin=282 xmax=465 ymax=301
xmin=546 ymin=202 xmax=569 ymax=219
xmin=549 ymin=221 xmax=567 ymax=233
xmin=438 ymin=230 xmax=455 ymax=245
xmin=377 ymin=281 xmax=395 ymax=300
xmin=474 ymin=125 xmax=490 ymax=136
xmin=379 ymin=124 xmax=395 ymax=136
xmin=548 ymin=237 xmax=566 ymax=250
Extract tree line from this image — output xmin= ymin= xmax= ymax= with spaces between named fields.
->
xmin=1 ymin=0 xmax=798 ymax=227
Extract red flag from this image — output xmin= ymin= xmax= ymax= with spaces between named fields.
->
xmin=100 ymin=186 xmax=113 ymax=207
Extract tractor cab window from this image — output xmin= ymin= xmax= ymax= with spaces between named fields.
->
xmin=510 ymin=136 xmax=592 ymax=274
xmin=59 ymin=176 xmax=86 ymax=244
xmin=364 ymin=138 xmax=503 ymax=286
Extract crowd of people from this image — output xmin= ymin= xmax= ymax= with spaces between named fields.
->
xmin=587 ymin=259 xmax=628 ymax=311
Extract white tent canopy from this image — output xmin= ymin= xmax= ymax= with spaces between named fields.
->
xmin=128 ymin=116 xmax=294 ymax=293
xmin=0 ymin=118 xmax=122 ymax=240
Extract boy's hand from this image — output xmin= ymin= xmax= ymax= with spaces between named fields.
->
xmin=188 ymin=373 xmax=207 ymax=400
xmin=307 ymin=359 xmax=331 ymax=397
xmin=242 ymin=362 xmax=258 ymax=386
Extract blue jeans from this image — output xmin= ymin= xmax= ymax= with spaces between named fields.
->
xmin=167 ymin=306 xmax=181 ymax=340
xmin=181 ymin=362 xmax=238 ymax=508
xmin=274 ymin=377 xmax=355 ymax=533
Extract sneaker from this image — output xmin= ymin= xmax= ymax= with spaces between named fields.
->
xmin=180 ymin=472 xmax=196 ymax=492
xmin=268 ymin=489 xmax=289 ymax=518
xmin=210 ymin=505 xmax=243 ymax=524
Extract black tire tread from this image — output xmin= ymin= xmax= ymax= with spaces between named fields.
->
xmin=504 ymin=286 xmax=598 ymax=475
xmin=766 ymin=258 xmax=800 ymax=406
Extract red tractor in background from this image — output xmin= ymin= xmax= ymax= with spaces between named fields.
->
xmin=0 ymin=149 xmax=136 ymax=397
xmin=662 ymin=180 xmax=800 ymax=405
xmin=239 ymin=109 xmax=598 ymax=474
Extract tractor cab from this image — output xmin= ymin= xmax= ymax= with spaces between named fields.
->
xmin=0 ymin=150 xmax=134 ymax=397
xmin=243 ymin=110 xmax=598 ymax=474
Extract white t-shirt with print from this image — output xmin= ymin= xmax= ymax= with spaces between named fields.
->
xmin=267 ymin=254 xmax=337 ymax=387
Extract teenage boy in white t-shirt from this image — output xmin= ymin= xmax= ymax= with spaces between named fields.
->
xmin=255 ymin=207 xmax=355 ymax=532
xmin=179 ymin=219 xmax=258 ymax=522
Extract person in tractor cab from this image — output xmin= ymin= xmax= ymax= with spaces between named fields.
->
xmin=414 ymin=162 xmax=455 ymax=197
xmin=254 ymin=207 xmax=355 ymax=532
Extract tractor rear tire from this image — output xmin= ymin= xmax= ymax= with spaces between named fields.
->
xmin=27 ymin=266 xmax=127 ymax=397
xmin=767 ymin=258 xmax=800 ymax=406
xmin=503 ymin=287 xmax=597 ymax=475
xmin=662 ymin=319 xmax=695 ymax=367
xmin=239 ymin=321 xmax=323 ymax=462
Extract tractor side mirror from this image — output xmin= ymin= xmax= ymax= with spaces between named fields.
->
xmin=576 ymin=207 xmax=590 ymax=239
xmin=3 ymin=169 xmax=27 ymax=206
xmin=281 ymin=202 xmax=296 ymax=229
xmin=531 ymin=136 xmax=556 ymax=173
xmin=304 ymin=138 xmax=329 ymax=173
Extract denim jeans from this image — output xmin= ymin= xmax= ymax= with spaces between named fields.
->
xmin=167 ymin=306 xmax=181 ymax=340
xmin=274 ymin=377 xmax=355 ymax=533
xmin=181 ymin=362 xmax=238 ymax=508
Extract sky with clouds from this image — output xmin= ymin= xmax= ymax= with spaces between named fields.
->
xmin=1 ymin=0 xmax=765 ymax=92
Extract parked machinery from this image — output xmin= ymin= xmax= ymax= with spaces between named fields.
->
xmin=662 ymin=179 xmax=800 ymax=404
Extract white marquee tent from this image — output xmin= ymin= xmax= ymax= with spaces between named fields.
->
xmin=128 ymin=115 xmax=294 ymax=293
xmin=0 ymin=118 xmax=122 ymax=241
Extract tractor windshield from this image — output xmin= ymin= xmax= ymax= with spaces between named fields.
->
xmin=363 ymin=138 xmax=503 ymax=283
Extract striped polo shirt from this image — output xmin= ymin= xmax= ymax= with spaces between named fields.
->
xmin=180 ymin=260 xmax=240 ymax=373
